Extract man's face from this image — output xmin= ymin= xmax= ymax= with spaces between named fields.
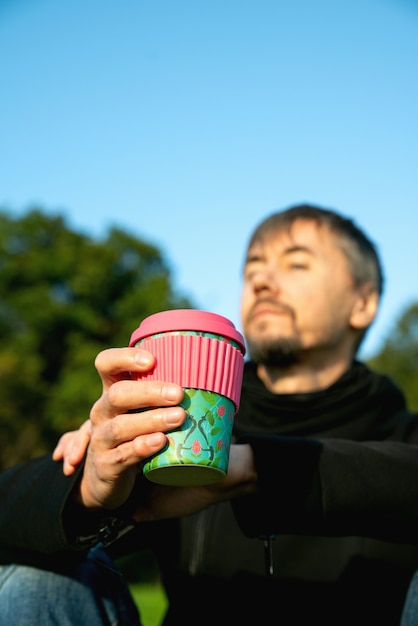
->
xmin=241 ymin=219 xmax=363 ymax=363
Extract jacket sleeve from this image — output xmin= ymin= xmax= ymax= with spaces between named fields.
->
xmin=0 ymin=455 xmax=84 ymax=563
xmin=0 ymin=455 xmax=138 ymax=566
xmin=232 ymin=434 xmax=418 ymax=545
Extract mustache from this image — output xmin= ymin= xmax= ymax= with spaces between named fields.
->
xmin=246 ymin=298 xmax=294 ymax=321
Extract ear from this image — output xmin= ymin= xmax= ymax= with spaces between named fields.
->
xmin=350 ymin=283 xmax=379 ymax=331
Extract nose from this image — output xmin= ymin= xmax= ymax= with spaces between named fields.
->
xmin=251 ymin=266 xmax=279 ymax=296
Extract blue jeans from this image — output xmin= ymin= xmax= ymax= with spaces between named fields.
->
xmin=401 ymin=570 xmax=418 ymax=626
xmin=0 ymin=545 xmax=141 ymax=626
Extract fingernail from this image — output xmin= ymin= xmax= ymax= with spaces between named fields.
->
xmin=162 ymin=385 xmax=182 ymax=401
xmin=146 ymin=433 xmax=165 ymax=449
xmin=164 ymin=407 xmax=184 ymax=426
xmin=134 ymin=350 xmax=154 ymax=366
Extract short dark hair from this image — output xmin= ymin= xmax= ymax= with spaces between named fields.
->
xmin=247 ymin=204 xmax=384 ymax=297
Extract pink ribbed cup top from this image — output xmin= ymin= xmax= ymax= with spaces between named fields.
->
xmin=129 ymin=309 xmax=246 ymax=411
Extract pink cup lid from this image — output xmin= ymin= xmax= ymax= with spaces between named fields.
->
xmin=129 ymin=309 xmax=246 ymax=355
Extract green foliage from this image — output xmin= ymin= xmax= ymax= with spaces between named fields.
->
xmin=367 ymin=303 xmax=418 ymax=411
xmin=129 ymin=582 xmax=168 ymax=626
xmin=0 ymin=207 xmax=195 ymax=470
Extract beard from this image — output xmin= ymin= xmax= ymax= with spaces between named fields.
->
xmin=246 ymin=335 xmax=302 ymax=367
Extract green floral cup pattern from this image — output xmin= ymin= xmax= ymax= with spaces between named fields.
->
xmin=143 ymin=388 xmax=235 ymax=486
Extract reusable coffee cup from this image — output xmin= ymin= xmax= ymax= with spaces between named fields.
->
xmin=129 ymin=309 xmax=246 ymax=486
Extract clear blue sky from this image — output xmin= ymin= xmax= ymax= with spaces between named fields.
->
xmin=1 ymin=0 xmax=417 ymax=358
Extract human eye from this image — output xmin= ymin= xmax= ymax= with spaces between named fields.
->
xmin=289 ymin=260 xmax=309 ymax=269
xmin=286 ymin=251 xmax=311 ymax=270
xmin=243 ymin=262 xmax=259 ymax=281
xmin=243 ymin=251 xmax=264 ymax=279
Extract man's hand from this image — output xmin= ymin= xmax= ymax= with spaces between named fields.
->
xmin=132 ymin=442 xmax=258 ymax=522
xmin=60 ymin=346 xmax=187 ymax=511
xmin=53 ymin=345 xmax=258 ymax=520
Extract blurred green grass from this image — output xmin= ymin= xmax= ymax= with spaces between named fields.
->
xmin=130 ymin=582 xmax=168 ymax=626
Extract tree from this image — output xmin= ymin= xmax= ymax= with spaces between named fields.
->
xmin=0 ymin=208 xmax=195 ymax=470
xmin=367 ymin=303 xmax=418 ymax=411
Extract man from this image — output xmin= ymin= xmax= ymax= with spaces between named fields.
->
xmin=2 ymin=204 xmax=418 ymax=625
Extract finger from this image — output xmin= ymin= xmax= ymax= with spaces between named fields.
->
xmin=91 ymin=379 xmax=184 ymax=422
xmin=62 ymin=421 xmax=92 ymax=475
xmin=98 ymin=406 xmax=186 ymax=449
xmin=62 ymin=460 xmax=79 ymax=476
xmin=91 ymin=431 xmax=169 ymax=478
xmin=52 ymin=431 xmax=77 ymax=461
xmin=94 ymin=347 xmax=156 ymax=388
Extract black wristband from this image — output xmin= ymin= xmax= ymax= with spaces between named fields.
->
xmin=63 ymin=477 xmax=143 ymax=549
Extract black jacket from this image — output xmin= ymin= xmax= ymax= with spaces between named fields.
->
xmin=154 ymin=361 xmax=418 ymax=625
xmin=2 ymin=361 xmax=418 ymax=625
